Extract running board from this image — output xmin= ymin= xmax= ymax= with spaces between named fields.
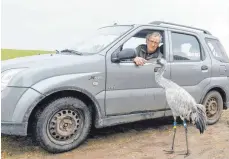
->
xmin=95 ymin=110 xmax=166 ymax=128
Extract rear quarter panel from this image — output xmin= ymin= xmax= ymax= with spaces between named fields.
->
xmin=200 ymin=35 xmax=229 ymax=106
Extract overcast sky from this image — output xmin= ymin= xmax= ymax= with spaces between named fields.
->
xmin=2 ymin=0 xmax=229 ymax=55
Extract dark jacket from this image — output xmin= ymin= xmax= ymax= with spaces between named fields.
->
xmin=135 ymin=44 xmax=163 ymax=60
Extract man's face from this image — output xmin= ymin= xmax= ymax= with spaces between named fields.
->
xmin=146 ymin=35 xmax=160 ymax=53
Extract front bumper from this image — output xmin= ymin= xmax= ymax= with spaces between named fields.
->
xmin=2 ymin=122 xmax=28 ymax=136
xmin=1 ymin=87 xmax=28 ymax=122
xmin=1 ymin=86 xmax=44 ymax=136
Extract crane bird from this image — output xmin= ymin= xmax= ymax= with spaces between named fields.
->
xmin=154 ymin=58 xmax=207 ymax=156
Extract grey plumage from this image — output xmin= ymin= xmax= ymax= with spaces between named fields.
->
xmin=155 ymin=58 xmax=207 ymax=156
xmin=155 ymin=58 xmax=207 ymax=133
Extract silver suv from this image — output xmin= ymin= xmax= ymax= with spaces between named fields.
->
xmin=1 ymin=21 xmax=229 ymax=153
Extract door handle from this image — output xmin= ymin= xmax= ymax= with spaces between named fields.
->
xmin=201 ymin=65 xmax=208 ymax=70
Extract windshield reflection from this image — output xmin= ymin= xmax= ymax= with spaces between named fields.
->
xmin=69 ymin=25 xmax=133 ymax=54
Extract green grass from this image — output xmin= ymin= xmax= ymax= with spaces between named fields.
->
xmin=1 ymin=49 xmax=54 ymax=60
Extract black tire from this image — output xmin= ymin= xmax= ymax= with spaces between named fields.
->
xmin=34 ymin=97 xmax=92 ymax=153
xmin=202 ymin=91 xmax=223 ymax=125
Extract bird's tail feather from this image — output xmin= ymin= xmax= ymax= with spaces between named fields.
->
xmin=191 ymin=104 xmax=207 ymax=134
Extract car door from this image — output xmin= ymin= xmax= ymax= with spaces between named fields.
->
xmin=167 ymin=29 xmax=211 ymax=106
xmin=105 ymin=26 xmax=170 ymax=116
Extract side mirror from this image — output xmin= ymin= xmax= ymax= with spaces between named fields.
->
xmin=111 ymin=48 xmax=137 ymax=63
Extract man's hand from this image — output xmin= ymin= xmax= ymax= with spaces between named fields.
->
xmin=133 ymin=57 xmax=147 ymax=66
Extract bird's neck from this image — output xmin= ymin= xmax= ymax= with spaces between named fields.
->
xmin=155 ymin=64 xmax=171 ymax=88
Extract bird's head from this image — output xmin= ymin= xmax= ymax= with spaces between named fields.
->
xmin=156 ymin=58 xmax=167 ymax=66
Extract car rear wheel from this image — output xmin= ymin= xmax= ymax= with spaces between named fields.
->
xmin=34 ymin=97 xmax=92 ymax=153
xmin=202 ymin=91 xmax=223 ymax=125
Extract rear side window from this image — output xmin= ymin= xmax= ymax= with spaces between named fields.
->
xmin=205 ymin=38 xmax=229 ymax=63
xmin=171 ymin=32 xmax=202 ymax=61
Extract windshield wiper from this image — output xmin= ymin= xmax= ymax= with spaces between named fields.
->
xmin=60 ymin=49 xmax=82 ymax=55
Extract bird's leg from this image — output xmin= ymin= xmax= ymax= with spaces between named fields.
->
xmin=164 ymin=117 xmax=176 ymax=154
xmin=171 ymin=119 xmax=177 ymax=151
xmin=183 ymin=120 xmax=190 ymax=157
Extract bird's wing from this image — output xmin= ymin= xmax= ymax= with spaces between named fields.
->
xmin=166 ymin=87 xmax=196 ymax=118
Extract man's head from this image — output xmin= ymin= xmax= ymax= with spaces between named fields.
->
xmin=146 ymin=32 xmax=162 ymax=53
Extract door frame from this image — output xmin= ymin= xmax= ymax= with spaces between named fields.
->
xmin=167 ymin=29 xmax=208 ymax=63
xmin=105 ymin=25 xmax=170 ymax=63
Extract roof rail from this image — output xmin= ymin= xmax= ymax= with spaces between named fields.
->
xmin=149 ymin=21 xmax=212 ymax=35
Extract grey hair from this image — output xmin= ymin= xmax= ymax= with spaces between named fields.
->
xmin=146 ymin=32 xmax=162 ymax=43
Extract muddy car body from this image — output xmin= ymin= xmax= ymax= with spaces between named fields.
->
xmin=2 ymin=21 xmax=229 ymax=153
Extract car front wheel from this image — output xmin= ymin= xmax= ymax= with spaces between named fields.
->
xmin=34 ymin=97 xmax=92 ymax=153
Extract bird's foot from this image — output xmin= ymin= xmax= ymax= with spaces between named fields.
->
xmin=184 ymin=151 xmax=190 ymax=158
xmin=177 ymin=150 xmax=190 ymax=158
xmin=163 ymin=149 xmax=174 ymax=154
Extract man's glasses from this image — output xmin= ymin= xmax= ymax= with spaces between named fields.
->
xmin=147 ymin=39 xmax=160 ymax=45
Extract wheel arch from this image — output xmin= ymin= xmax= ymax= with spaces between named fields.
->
xmin=27 ymin=87 xmax=103 ymax=135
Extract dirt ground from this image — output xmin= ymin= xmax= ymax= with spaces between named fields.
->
xmin=1 ymin=110 xmax=229 ymax=159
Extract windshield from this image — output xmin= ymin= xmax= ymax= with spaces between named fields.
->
xmin=68 ymin=25 xmax=133 ymax=54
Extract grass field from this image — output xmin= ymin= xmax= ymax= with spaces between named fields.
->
xmin=1 ymin=49 xmax=53 ymax=60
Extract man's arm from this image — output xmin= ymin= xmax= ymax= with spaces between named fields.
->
xmin=133 ymin=45 xmax=147 ymax=66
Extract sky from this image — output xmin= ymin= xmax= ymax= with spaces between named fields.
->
xmin=1 ymin=0 xmax=229 ymax=55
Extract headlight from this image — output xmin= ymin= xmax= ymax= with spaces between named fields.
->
xmin=1 ymin=68 xmax=26 ymax=91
